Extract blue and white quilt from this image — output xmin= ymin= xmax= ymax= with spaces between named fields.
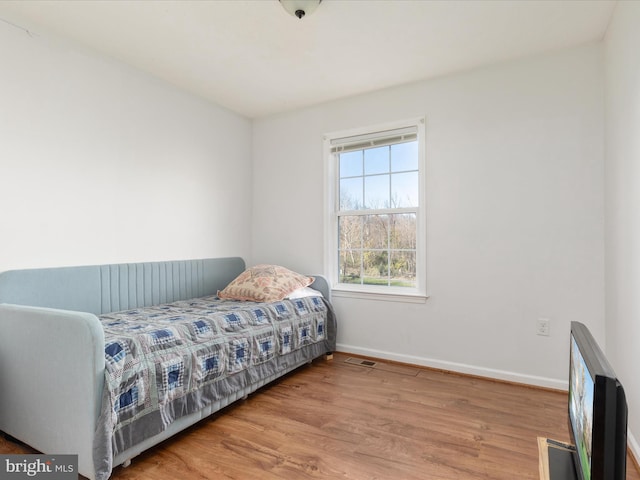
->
xmin=92 ymin=294 xmax=336 ymax=480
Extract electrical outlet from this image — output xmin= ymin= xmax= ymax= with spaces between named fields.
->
xmin=536 ymin=318 xmax=550 ymax=336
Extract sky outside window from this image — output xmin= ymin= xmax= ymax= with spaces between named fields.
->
xmin=339 ymin=141 xmax=418 ymax=211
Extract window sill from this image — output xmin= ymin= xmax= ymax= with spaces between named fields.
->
xmin=331 ymin=288 xmax=428 ymax=304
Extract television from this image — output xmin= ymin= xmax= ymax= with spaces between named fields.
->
xmin=568 ymin=321 xmax=627 ymax=480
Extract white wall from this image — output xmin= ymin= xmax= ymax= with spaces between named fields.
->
xmin=0 ymin=2 xmax=609 ymax=392
xmin=253 ymin=44 xmax=605 ymax=388
xmin=0 ymin=18 xmax=252 ymax=273
xmin=604 ymin=0 xmax=640 ymax=459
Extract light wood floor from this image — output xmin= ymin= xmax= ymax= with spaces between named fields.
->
xmin=2 ymin=352 xmax=639 ymax=479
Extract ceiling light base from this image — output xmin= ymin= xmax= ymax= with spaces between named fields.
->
xmin=280 ymin=0 xmax=322 ymax=19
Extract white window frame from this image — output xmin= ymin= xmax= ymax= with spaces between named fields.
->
xmin=324 ymin=117 xmax=427 ymax=302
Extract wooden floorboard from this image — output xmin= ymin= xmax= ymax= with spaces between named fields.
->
xmin=2 ymin=352 xmax=639 ymax=479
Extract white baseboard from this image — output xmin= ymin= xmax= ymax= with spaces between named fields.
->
xmin=336 ymin=343 xmax=568 ymax=391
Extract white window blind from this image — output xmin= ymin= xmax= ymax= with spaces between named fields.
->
xmin=330 ymin=126 xmax=418 ymax=154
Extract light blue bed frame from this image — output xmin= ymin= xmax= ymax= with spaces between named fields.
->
xmin=0 ymin=257 xmax=330 ymax=480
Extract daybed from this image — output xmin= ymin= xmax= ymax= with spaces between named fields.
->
xmin=0 ymin=257 xmax=336 ymax=480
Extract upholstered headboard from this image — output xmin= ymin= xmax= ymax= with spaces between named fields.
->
xmin=0 ymin=257 xmax=246 ymax=315
xmin=0 ymin=257 xmax=330 ymax=315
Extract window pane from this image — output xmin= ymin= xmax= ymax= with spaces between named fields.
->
xmin=364 ymin=146 xmax=389 ymax=175
xmin=364 ymin=215 xmax=388 ymax=249
xmin=340 ymin=177 xmax=363 ymax=210
xmin=339 ymin=250 xmax=362 ymax=284
xmin=364 ymin=174 xmax=389 ymax=209
xmin=363 ymin=250 xmax=389 ymax=286
xmin=391 ymin=141 xmax=418 ymax=172
xmin=339 ymin=216 xmax=362 ymax=250
xmin=340 ymin=151 xmax=362 ymax=178
xmin=390 ymin=251 xmax=416 ymax=287
xmin=390 ymin=213 xmax=416 ymax=249
xmin=391 ymin=171 xmax=418 ymax=208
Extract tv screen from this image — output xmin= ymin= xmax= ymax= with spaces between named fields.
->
xmin=569 ymin=334 xmax=595 ymax=478
xmin=568 ymin=322 xmax=627 ymax=480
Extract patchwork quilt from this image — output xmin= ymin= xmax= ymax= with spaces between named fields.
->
xmin=92 ymin=294 xmax=336 ymax=480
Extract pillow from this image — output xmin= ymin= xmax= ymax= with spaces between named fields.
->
xmin=218 ymin=264 xmax=314 ymax=302
xmin=286 ymin=286 xmax=323 ymax=299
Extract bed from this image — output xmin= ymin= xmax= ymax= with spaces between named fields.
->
xmin=0 ymin=257 xmax=336 ymax=480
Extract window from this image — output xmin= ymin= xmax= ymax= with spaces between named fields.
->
xmin=325 ymin=118 xmax=426 ymax=300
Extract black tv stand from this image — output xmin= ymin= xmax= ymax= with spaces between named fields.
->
xmin=538 ymin=438 xmax=578 ymax=480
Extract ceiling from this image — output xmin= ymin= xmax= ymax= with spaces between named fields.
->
xmin=0 ymin=0 xmax=616 ymax=119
